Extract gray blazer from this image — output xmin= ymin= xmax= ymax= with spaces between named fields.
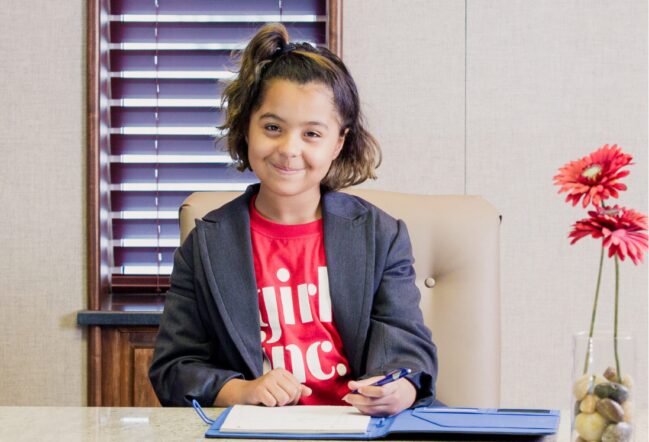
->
xmin=149 ymin=184 xmax=438 ymax=407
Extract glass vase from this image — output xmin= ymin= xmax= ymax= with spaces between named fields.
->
xmin=571 ymin=331 xmax=635 ymax=442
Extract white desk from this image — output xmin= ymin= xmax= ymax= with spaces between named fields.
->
xmin=0 ymin=406 xmax=646 ymax=441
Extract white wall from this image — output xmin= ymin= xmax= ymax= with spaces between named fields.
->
xmin=345 ymin=0 xmax=647 ymax=409
xmin=0 ymin=0 xmax=645 ymax=409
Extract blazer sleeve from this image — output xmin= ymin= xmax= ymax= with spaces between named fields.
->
xmin=362 ymin=219 xmax=439 ymax=406
xmin=149 ymin=229 xmax=243 ymax=406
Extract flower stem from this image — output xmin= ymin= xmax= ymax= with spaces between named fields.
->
xmin=614 ymin=256 xmax=622 ymax=382
xmin=583 ymin=246 xmax=605 ymax=374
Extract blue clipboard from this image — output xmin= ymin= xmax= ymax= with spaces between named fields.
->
xmin=204 ymin=406 xmax=560 ymax=439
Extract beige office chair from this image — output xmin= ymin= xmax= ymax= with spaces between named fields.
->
xmin=179 ymin=189 xmax=501 ymax=407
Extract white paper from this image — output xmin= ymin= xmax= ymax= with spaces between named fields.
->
xmin=219 ymin=405 xmax=371 ymax=434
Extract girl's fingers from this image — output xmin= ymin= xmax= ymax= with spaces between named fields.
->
xmin=343 ymin=378 xmax=415 ymax=416
xmin=254 ymin=370 xmax=291 ymax=406
xmin=343 ymin=390 xmax=395 ymax=407
xmin=259 ymin=388 xmax=278 ymax=407
xmin=282 ymin=383 xmax=311 ymax=405
xmin=278 ymin=369 xmax=314 ymax=404
xmin=253 ymin=369 xmax=313 ymax=406
xmin=275 ymin=378 xmax=301 ymax=405
xmin=345 ymin=392 xmax=407 ymax=417
xmin=347 ymin=382 xmax=400 ymax=399
xmin=276 ymin=370 xmax=307 ymax=405
xmin=279 ymin=370 xmax=303 ymax=389
xmin=348 ymin=376 xmax=403 ymax=398
xmin=300 ymin=385 xmax=313 ymax=397
xmin=353 ymin=404 xmax=401 ymax=417
xmin=352 ymin=385 xmax=389 ymax=398
xmin=268 ymin=386 xmax=291 ymax=406
xmin=347 ymin=376 xmax=383 ymax=391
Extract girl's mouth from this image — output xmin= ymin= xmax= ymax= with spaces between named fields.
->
xmin=272 ymin=163 xmax=302 ymax=174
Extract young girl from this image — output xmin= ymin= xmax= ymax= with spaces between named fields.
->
xmin=149 ymin=23 xmax=438 ymax=417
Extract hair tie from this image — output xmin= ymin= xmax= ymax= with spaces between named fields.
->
xmin=260 ymin=42 xmax=297 ymax=75
xmin=282 ymin=42 xmax=297 ymax=54
xmin=272 ymin=42 xmax=296 ymax=59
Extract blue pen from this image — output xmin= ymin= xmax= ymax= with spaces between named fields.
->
xmin=351 ymin=368 xmax=412 ymax=394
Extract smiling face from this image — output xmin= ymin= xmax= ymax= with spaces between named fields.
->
xmin=247 ymin=79 xmax=347 ymax=205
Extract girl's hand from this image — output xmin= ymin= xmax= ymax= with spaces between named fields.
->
xmin=215 ymin=368 xmax=312 ymax=407
xmin=342 ymin=376 xmax=416 ymax=416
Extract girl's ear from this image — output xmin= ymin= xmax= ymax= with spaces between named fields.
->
xmin=333 ymin=128 xmax=349 ymax=159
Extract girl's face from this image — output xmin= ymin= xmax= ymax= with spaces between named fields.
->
xmin=247 ymin=79 xmax=347 ymax=202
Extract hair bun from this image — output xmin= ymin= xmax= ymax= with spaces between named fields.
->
xmin=244 ymin=23 xmax=290 ymax=65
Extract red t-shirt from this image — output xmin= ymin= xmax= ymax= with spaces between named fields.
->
xmin=249 ymin=199 xmax=351 ymax=405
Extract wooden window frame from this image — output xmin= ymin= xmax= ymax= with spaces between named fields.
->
xmin=87 ymin=0 xmax=343 ymax=307
xmin=86 ymin=0 xmax=342 ymax=405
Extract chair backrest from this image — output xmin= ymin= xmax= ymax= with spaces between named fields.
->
xmin=178 ymin=189 xmax=501 ymax=407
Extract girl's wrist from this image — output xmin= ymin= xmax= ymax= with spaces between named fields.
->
xmin=214 ymin=378 xmax=248 ymax=406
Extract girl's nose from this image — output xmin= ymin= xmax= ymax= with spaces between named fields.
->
xmin=277 ymin=133 xmax=301 ymax=157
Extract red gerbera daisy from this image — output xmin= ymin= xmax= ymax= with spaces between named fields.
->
xmin=553 ymin=144 xmax=633 ymax=208
xmin=569 ymin=205 xmax=648 ymax=265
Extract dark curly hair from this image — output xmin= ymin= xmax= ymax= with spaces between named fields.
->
xmin=219 ymin=23 xmax=381 ymax=191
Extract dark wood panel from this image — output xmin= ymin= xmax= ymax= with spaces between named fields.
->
xmin=93 ymin=326 xmax=160 ymax=406
xmin=100 ymin=327 xmax=122 ymax=406
xmin=134 ymin=347 xmax=160 ymax=407
xmin=125 ymin=329 xmax=160 ymax=407
xmin=119 ymin=328 xmax=133 ymax=405
xmin=88 ymin=326 xmax=102 ymax=406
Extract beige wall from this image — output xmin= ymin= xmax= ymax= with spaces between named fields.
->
xmin=465 ymin=0 xmax=647 ymax=409
xmin=0 ymin=0 xmax=645 ymax=409
xmin=0 ymin=1 xmax=87 ymax=404
xmin=345 ymin=0 xmax=647 ymax=409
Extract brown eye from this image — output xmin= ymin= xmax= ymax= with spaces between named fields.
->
xmin=265 ymin=124 xmax=280 ymax=132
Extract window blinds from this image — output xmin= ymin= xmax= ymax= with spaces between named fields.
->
xmin=106 ymin=0 xmax=329 ymax=281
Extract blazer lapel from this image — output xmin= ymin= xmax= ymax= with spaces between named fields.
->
xmin=195 ymin=189 xmax=263 ymax=378
xmin=322 ymin=192 xmax=371 ymax=378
